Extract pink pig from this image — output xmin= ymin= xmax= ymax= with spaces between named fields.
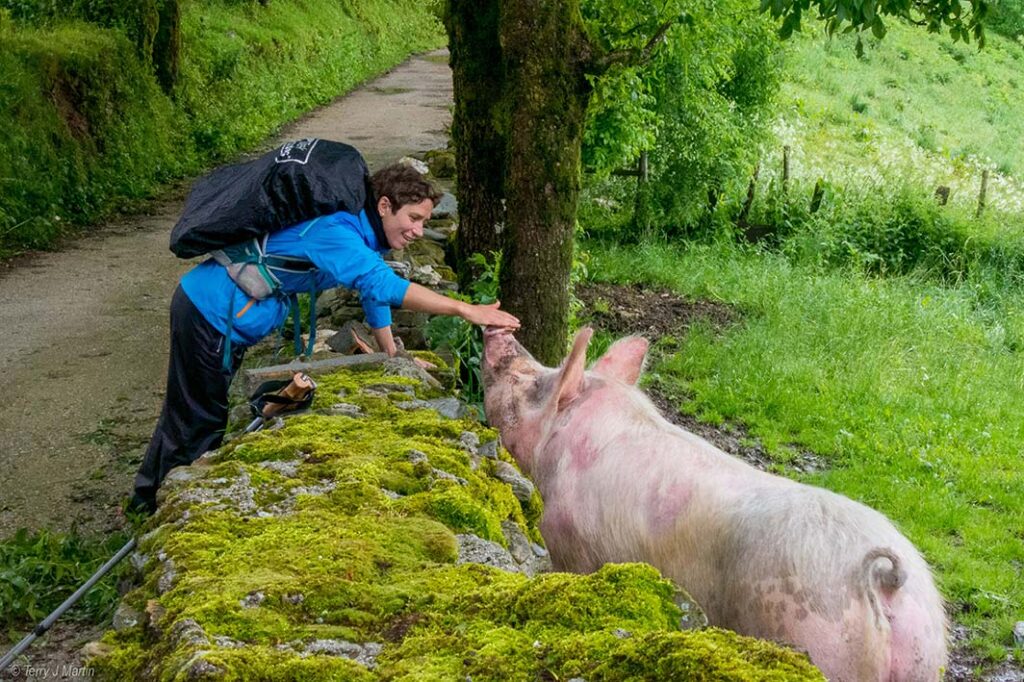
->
xmin=482 ymin=326 xmax=947 ymax=681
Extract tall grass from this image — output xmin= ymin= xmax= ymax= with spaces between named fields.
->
xmin=777 ymin=21 xmax=1024 ymax=196
xmin=586 ymin=239 xmax=1024 ymax=661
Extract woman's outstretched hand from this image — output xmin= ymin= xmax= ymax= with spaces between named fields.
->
xmin=462 ymin=301 xmax=520 ymax=330
xmin=401 ymin=283 xmax=520 ymax=330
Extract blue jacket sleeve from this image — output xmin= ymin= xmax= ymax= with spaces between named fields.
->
xmin=361 ymin=299 xmax=393 ymax=329
xmin=304 ymin=218 xmax=410 ymax=328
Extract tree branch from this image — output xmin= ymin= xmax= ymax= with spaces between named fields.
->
xmin=589 ymin=19 xmax=674 ymax=74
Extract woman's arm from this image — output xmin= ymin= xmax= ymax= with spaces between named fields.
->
xmin=400 ymin=282 xmax=520 ymax=329
xmin=371 ymin=325 xmax=399 ymax=356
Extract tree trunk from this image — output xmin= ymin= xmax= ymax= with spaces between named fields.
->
xmin=448 ymin=0 xmax=592 ymax=365
xmin=445 ymin=0 xmax=508 ymax=287
xmin=500 ymin=1 xmax=591 ymax=365
xmin=153 ymin=0 xmax=181 ymax=94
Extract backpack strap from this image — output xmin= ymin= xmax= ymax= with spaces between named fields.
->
xmin=223 ymin=295 xmax=236 ymax=372
xmin=306 ymin=281 xmax=317 ymax=357
xmin=287 ymin=294 xmax=302 ymax=358
xmin=218 ymin=229 xmax=322 ymax=364
xmin=262 ymin=233 xmax=317 ymax=273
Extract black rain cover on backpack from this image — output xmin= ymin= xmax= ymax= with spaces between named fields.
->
xmin=170 ymin=138 xmax=385 ymax=258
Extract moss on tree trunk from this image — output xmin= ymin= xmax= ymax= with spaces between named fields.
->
xmin=448 ymin=0 xmax=592 ymax=365
xmin=153 ymin=0 xmax=181 ymax=94
xmin=445 ymin=0 xmax=508 ymax=287
xmin=500 ymin=0 xmax=591 ymax=365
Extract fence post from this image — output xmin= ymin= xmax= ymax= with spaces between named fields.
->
xmin=976 ymin=170 xmax=988 ymax=218
xmin=810 ymin=179 xmax=824 ymax=213
xmin=782 ymin=145 xmax=790 ymax=197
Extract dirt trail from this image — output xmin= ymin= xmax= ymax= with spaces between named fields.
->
xmin=0 ymin=50 xmax=453 ymax=540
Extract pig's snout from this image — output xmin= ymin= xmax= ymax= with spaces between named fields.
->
xmin=483 ymin=326 xmax=512 ymax=342
xmin=481 ymin=326 xmax=524 ymax=385
xmin=482 ymin=326 xmax=515 ymax=365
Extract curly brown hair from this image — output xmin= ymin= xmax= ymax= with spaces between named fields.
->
xmin=370 ymin=163 xmax=444 ymax=212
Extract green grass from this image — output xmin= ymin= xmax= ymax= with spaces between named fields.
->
xmin=771 ymin=20 xmax=1024 ymax=213
xmin=584 ymin=238 xmax=1024 ymax=663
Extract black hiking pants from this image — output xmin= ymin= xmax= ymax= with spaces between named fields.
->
xmin=131 ymin=284 xmax=245 ymax=513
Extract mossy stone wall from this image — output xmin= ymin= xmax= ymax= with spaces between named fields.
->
xmin=88 ymin=363 xmax=824 ymax=681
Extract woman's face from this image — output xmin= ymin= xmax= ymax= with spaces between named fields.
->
xmin=379 ymin=197 xmax=433 ymax=250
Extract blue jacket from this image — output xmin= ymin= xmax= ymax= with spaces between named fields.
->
xmin=181 ymin=209 xmax=410 ymax=346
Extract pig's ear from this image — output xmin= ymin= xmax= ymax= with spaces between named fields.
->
xmin=591 ymin=336 xmax=649 ymax=385
xmin=555 ymin=327 xmax=593 ymax=411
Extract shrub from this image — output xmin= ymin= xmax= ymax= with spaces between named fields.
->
xmin=987 ymin=0 xmax=1024 ymax=39
xmin=0 ymin=527 xmax=133 ymax=628
xmin=580 ymin=0 xmax=782 ymax=239
xmin=748 ymin=180 xmax=1024 ymax=288
xmin=0 ymin=21 xmax=189 ymax=253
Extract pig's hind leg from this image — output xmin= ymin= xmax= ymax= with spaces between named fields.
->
xmin=881 ymin=575 xmax=948 ymax=681
xmin=710 ymin=564 xmax=895 ymax=681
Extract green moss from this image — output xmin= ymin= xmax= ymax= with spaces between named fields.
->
xmin=575 ymin=628 xmax=825 ymax=681
xmin=510 ymin=564 xmax=681 ymax=631
xmin=90 ymin=365 xmax=822 ymax=681
xmin=180 ymin=646 xmax=377 ymax=682
xmin=375 ymin=564 xmax=824 ymax=680
xmin=408 ymin=350 xmax=449 ymax=371
xmin=402 ymin=484 xmax=505 ymax=542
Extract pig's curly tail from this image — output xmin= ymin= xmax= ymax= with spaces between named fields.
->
xmin=862 ymin=547 xmax=907 ymax=626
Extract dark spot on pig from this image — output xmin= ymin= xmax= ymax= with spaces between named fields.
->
xmin=503 ymin=398 xmax=521 ymax=429
xmin=491 ymin=353 xmax=515 ymax=376
xmin=569 ymin=431 xmax=599 ymax=470
xmin=646 ymin=480 xmax=691 ymax=535
xmin=526 ymin=374 xmax=554 ymax=407
xmin=795 ymin=606 xmax=809 ymax=621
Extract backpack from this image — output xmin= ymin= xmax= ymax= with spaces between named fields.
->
xmin=170 ymin=138 xmax=383 ymax=258
xmin=170 ymin=139 xmax=384 ymax=367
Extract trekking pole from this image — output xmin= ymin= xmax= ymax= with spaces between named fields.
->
xmin=243 ymin=372 xmax=317 ymax=433
xmin=0 ymin=537 xmax=137 ymax=673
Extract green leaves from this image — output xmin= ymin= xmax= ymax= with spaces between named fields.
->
xmin=871 ymin=15 xmax=887 ymax=39
xmin=0 ymin=527 xmax=132 ymax=630
xmin=779 ymin=10 xmax=802 ymax=39
xmin=581 ymin=0 xmax=780 ymax=238
xmin=425 ymin=252 xmax=502 ymax=410
xmin=583 ymin=67 xmax=658 ymax=174
xmin=765 ymin=0 xmax=989 ymax=47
